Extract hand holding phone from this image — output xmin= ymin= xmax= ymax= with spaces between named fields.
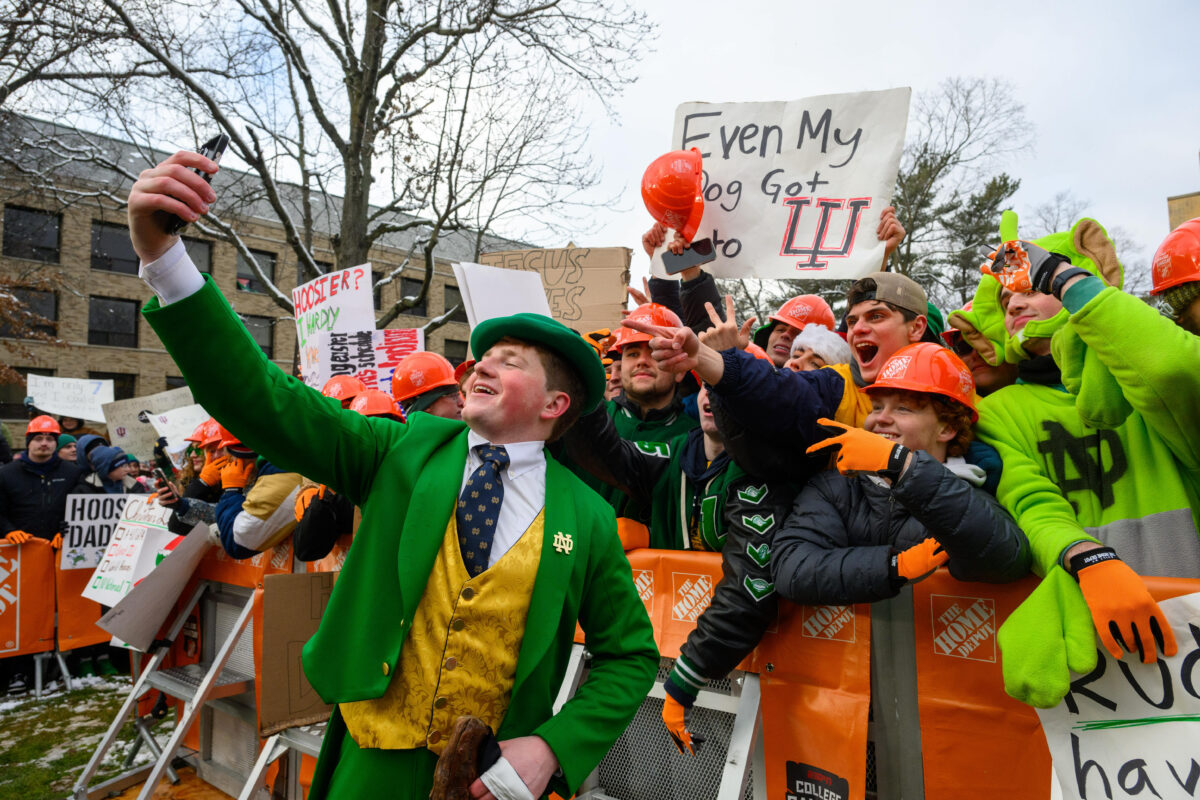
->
xmin=661 ymin=237 xmax=716 ymax=275
xmin=153 ymin=468 xmax=180 ymax=505
xmin=155 ymin=133 xmax=230 ymax=235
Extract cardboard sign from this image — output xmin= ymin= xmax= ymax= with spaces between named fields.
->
xmin=477 ymin=247 xmax=632 ymax=335
xmin=102 ymin=386 xmax=195 ymax=463
xmin=666 ymin=88 xmax=910 ymax=281
xmin=27 ymin=374 xmax=114 ymax=422
xmin=293 ymin=265 xmax=377 ymax=386
xmin=258 ymin=572 xmax=336 ymax=736
xmin=450 ymin=261 xmax=553 ymax=334
xmin=148 ymin=403 xmax=210 ymax=456
xmin=62 ymin=494 xmax=130 ymax=571
xmin=83 ymin=496 xmax=177 ymax=607
xmin=1037 ymin=591 xmax=1200 ymax=800
xmin=302 ymin=328 xmax=425 ymax=392
xmin=97 ymin=523 xmax=212 ymax=651
xmin=0 ymin=539 xmax=55 ymax=657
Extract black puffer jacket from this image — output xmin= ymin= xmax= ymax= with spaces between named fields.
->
xmin=771 ymin=452 xmax=1030 ymax=606
xmin=0 ymin=454 xmax=89 ymax=539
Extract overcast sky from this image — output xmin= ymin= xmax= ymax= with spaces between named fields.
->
xmin=570 ymin=0 xmax=1200 ymax=283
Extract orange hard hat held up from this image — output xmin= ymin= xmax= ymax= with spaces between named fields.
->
xmin=642 ymin=148 xmax=705 ymax=244
xmin=26 ymin=415 xmax=60 ymax=436
xmin=865 ymin=342 xmax=978 ymax=421
xmin=609 ymin=303 xmax=683 ymax=353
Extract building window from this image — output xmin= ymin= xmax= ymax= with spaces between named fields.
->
xmin=165 ymin=376 xmax=189 ymax=390
xmin=90 ymin=222 xmax=140 ymax=274
xmin=0 ymin=367 xmax=52 ymax=419
xmin=443 ymin=284 xmax=468 ymax=324
xmin=0 ymin=289 xmax=57 ymax=337
xmin=242 ymin=314 xmax=274 ymax=359
xmin=88 ymin=371 xmax=136 ymax=400
xmin=399 ymin=277 xmax=426 ymax=316
xmin=87 ymin=296 xmax=139 ymax=348
xmin=295 ymin=260 xmax=333 ymax=289
xmin=443 ymin=339 xmax=468 ymax=367
xmin=183 ymin=238 xmax=212 ymax=274
xmin=236 ymin=249 xmax=276 ymax=293
xmin=3 ymin=206 xmax=61 ymax=263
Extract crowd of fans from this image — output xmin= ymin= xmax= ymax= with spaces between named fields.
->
xmin=2 ymin=152 xmax=1199 ymax=796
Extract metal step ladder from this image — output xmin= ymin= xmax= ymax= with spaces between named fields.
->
xmin=71 ymin=580 xmax=256 ymax=800
xmin=236 ymin=721 xmax=327 ymax=800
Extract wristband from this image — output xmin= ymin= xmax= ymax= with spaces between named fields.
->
xmin=1067 ymin=546 xmax=1118 ymax=579
xmin=1050 ymin=267 xmax=1091 ymax=300
xmin=880 ymin=443 xmax=910 ymax=482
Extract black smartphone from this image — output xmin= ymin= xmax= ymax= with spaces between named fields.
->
xmin=661 ymin=237 xmax=716 ymax=275
xmin=157 ymin=133 xmax=230 ymax=235
xmin=152 ymin=468 xmax=178 ymax=501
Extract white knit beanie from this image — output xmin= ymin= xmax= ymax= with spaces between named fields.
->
xmin=791 ymin=324 xmax=852 ymax=366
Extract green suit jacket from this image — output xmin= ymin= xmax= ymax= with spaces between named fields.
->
xmin=143 ymin=278 xmax=658 ymax=795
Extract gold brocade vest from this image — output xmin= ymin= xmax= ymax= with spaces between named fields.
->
xmin=339 ymin=509 xmax=544 ymax=752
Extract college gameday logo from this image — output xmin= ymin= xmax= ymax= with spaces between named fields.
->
xmin=671 ymin=573 xmax=713 ymax=623
xmin=0 ymin=548 xmax=19 ymax=652
xmin=785 ymin=761 xmax=849 ymax=800
xmin=634 ymin=569 xmax=654 ymax=616
xmin=930 ymin=594 xmax=996 ymax=662
xmin=801 ymin=604 xmax=855 ymax=642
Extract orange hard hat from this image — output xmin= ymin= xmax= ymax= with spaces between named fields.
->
xmin=453 ymin=359 xmax=476 ymax=384
xmin=769 ymin=295 xmax=836 ymax=331
xmin=184 ymin=420 xmax=207 ymax=444
xmin=641 ymin=148 xmax=705 ymax=243
xmin=865 ymin=342 xmax=978 ymax=422
xmin=321 ymin=375 xmax=367 ymax=403
xmin=610 ymin=303 xmax=683 ymax=352
xmin=744 ymin=343 xmax=773 ymax=362
xmin=199 ymin=418 xmax=224 ymax=449
xmin=27 ymin=415 xmax=60 ymax=436
xmin=1151 ymin=217 xmax=1200 ymax=295
xmin=349 ymin=389 xmax=406 ymax=420
xmin=216 ymin=423 xmax=241 ymax=449
xmin=391 ymin=351 xmax=458 ymax=403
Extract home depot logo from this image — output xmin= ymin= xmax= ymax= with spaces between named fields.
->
xmin=634 ymin=569 xmax=654 ymax=616
xmin=878 ymin=355 xmax=912 ymax=381
xmin=930 ymin=594 xmax=996 ymax=662
xmin=671 ymin=573 xmax=713 ymax=623
xmin=0 ymin=548 xmax=20 ymax=652
xmin=269 ymin=542 xmax=292 ymax=571
xmin=801 ymin=605 xmax=855 ymax=642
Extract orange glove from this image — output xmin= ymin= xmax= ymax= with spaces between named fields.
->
xmin=220 ymin=457 xmax=255 ymax=490
xmin=583 ymin=328 xmax=614 ymax=367
xmin=50 ymin=533 xmax=62 ymax=550
xmin=1072 ymin=548 xmax=1177 ymax=664
xmin=4 ymin=530 xmax=33 ymax=545
xmin=199 ymin=453 xmax=229 ymax=487
xmin=895 ymin=538 xmax=948 ymax=581
xmin=806 ymin=419 xmax=908 ymax=479
xmin=662 ymin=694 xmax=703 ymax=755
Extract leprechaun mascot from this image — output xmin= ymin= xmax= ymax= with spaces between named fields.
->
xmin=129 ymin=150 xmax=658 ymax=799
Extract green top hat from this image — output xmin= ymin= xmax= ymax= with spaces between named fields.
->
xmin=470 ymin=313 xmax=606 ymax=414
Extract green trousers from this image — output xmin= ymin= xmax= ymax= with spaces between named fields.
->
xmin=308 ymin=711 xmax=438 ymax=800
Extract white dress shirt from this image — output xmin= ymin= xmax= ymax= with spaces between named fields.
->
xmin=463 ymin=431 xmax=547 ymax=567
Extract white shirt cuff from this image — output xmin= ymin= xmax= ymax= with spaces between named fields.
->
xmin=139 ymin=238 xmax=205 ymax=305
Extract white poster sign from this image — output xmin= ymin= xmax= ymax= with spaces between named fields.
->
xmin=1036 ymin=592 xmax=1200 ymax=800
xmin=82 ymin=496 xmax=177 ymax=607
xmin=26 ymin=375 xmax=114 ymax=422
xmin=451 ymin=261 xmax=553 ymax=333
xmin=62 ymin=494 xmax=130 ymax=571
xmin=102 ymin=387 xmax=195 ymax=463
xmin=292 ymin=264 xmax=377 ymax=388
xmin=666 ymin=88 xmax=911 ymax=281
xmin=148 ymin=404 xmax=210 ymax=455
xmin=97 ymin=523 xmax=212 ymax=652
xmin=306 ymin=328 xmax=425 ymax=394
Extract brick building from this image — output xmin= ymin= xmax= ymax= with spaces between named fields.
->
xmin=0 ymin=115 xmax=524 ymax=438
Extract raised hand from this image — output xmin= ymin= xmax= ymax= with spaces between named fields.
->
xmin=127 ymin=151 xmax=220 ymax=263
xmin=698 ymin=294 xmax=755 ymax=353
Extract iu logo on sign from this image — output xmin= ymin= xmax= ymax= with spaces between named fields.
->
xmin=671 ymin=573 xmax=713 ymax=623
xmin=930 ymin=594 xmax=996 ymax=662
xmin=779 ymin=197 xmax=872 ymax=271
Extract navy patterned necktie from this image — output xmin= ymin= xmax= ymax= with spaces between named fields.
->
xmin=457 ymin=444 xmax=509 ymax=577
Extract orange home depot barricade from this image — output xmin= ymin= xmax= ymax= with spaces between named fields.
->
xmin=55 ymin=550 xmax=108 ymax=651
xmin=912 ymin=571 xmax=1200 ymax=800
xmin=0 ymin=539 xmax=55 ymax=658
xmin=623 ymin=549 xmax=872 ymax=800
